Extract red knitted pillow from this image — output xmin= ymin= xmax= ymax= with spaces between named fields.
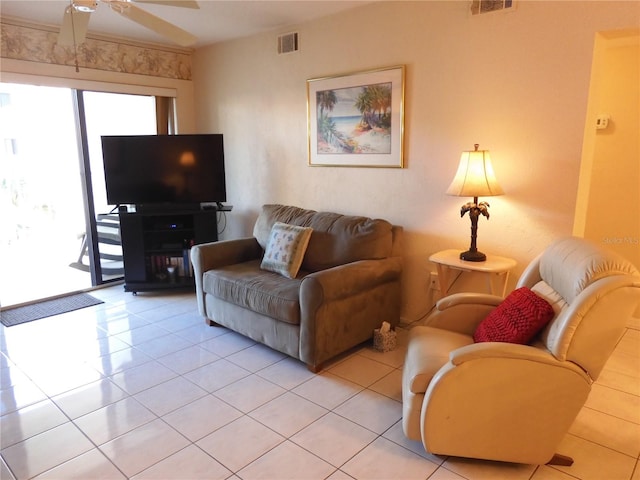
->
xmin=473 ymin=287 xmax=555 ymax=344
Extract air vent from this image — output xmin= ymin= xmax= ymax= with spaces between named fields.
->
xmin=277 ymin=32 xmax=299 ymax=54
xmin=471 ymin=0 xmax=515 ymax=15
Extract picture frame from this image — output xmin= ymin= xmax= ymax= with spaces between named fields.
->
xmin=307 ymin=65 xmax=405 ymax=168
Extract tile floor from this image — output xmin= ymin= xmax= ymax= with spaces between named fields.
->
xmin=1 ymin=285 xmax=639 ymax=480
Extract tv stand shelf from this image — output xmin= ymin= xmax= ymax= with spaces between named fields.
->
xmin=119 ymin=209 xmax=218 ymax=294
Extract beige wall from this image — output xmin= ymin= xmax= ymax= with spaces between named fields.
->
xmin=191 ymin=0 xmax=639 ymax=323
xmin=574 ymin=30 xmax=640 ymax=269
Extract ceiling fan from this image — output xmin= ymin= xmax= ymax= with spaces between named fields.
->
xmin=58 ymin=0 xmax=199 ymax=47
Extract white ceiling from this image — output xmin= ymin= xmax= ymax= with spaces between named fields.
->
xmin=0 ymin=0 xmax=372 ymax=48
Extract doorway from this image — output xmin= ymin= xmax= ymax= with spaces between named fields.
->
xmin=0 ymin=83 xmax=157 ymax=307
xmin=573 ymin=29 xmax=640 ymax=269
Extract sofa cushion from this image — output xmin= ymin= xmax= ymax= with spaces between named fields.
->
xmin=260 ymin=222 xmax=313 ymax=279
xmin=473 ymin=287 xmax=555 ymax=344
xmin=253 ymin=204 xmax=393 ymax=272
xmin=202 ymin=260 xmax=303 ymax=325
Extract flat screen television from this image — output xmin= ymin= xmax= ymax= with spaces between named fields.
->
xmin=101 ymin=134 xmax=226 ymax=208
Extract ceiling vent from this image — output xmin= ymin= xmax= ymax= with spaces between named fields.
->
xmin=471 ymin=0 xmax=515 ymax=15
xmin=277 ymin=32 xmax=299 ymax=54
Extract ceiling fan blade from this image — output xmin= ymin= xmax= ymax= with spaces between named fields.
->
xmin=132 ymin=0 xmax=199 ymax=9
xmin=58 ymin=7 xmax=91 ymax=46
xmin=111 ymin=2 xmax=198 ymax=46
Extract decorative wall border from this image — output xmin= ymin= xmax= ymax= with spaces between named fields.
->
xmin=0 ymin=19 xmax=192 ymax=80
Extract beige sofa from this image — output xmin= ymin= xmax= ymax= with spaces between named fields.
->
xmin=191 ymin=204 xmax=403 ymax=371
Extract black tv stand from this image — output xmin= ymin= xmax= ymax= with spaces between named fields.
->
xmin=134 ymin=203 xmax=201 ymax=214
xmin=119 ymin=208 xmax=218 ymax=294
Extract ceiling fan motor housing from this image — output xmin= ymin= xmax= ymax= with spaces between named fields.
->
xmin=73 ymin=1 xmax=98 ymax=13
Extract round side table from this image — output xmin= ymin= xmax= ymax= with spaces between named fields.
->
xmin=429 ymin=249 xmax=517 ymax=297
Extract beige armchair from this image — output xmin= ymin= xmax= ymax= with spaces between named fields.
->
xmin=402 ymin=236 xmax=640 ymax=465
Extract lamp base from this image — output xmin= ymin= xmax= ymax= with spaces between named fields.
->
xmin=460 ymin=250 xmax=486 ymax=262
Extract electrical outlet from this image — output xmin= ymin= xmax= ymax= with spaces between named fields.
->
xmin=596 ymin=114 xmax=610 ymax=130
xmin=429 ymin=272 xmax=439 ymax=290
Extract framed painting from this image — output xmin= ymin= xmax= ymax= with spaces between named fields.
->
xmin=307 ymin=65 xmax=405 ymax=168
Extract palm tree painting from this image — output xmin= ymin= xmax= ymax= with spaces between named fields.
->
xmin=316 ymin=81 xmax=392 ymax=155
xmin=307 ymin=65 xmax=404 ymax=167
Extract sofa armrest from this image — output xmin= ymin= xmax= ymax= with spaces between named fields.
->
xmin=191 ymin=237 xmax=262 ymax=271
xmin=300 ymin=257 xmax=402 ymax=304
xmin=425 ymin=293 xmax=503 ymax=335
xmin=422 ymin=341 xmax=591 ymax=464
xmin=190 ymin=237 xmax=263 ymax=316
xmin=299 ymin=256 xmax=402 ymax=369
xmin=436 ymin=293 xmax=503 ymax=309
xmin=449 ymin=342 xmax=569 ymax=369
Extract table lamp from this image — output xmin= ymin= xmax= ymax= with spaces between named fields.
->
xmin=446 ymin=144 xmax=503 ymax=262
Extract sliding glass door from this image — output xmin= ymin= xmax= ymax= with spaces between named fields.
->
xmin=80 ymin=91 xmax=156 ymax=285
xmin=0 ymin=83 xmax=157 ymax=307
xmin=0 ymin=84 xmax=86 ymax=306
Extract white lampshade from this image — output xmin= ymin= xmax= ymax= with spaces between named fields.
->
xmin=446 ymin=144 xmax=504 ymax=197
